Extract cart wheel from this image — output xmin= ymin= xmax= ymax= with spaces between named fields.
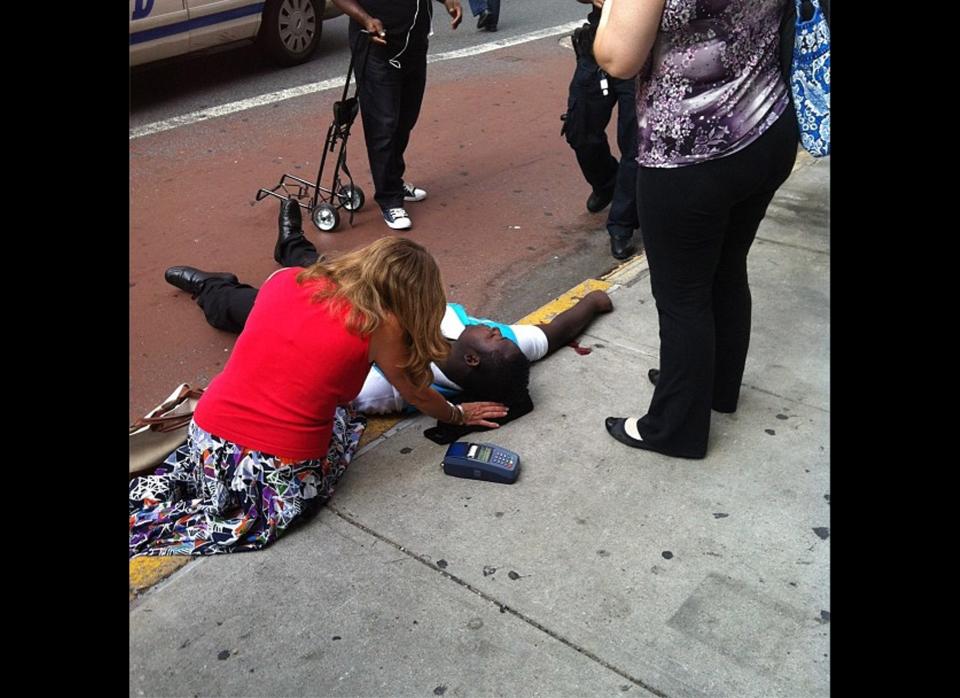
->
xmin=339 ymin=185 xmax=365 ymax=212
xmin=312 ymin=203 xmax=340 ymax=232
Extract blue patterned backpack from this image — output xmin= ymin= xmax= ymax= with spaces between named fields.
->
xmin=787 ymin=0 xmax=830 ymax=157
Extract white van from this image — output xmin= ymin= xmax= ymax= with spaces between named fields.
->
xmin=130 ymin=0 xmax=343 ymax=68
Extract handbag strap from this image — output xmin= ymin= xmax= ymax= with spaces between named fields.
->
xmin=796 ymin=0 xmax=820 ymax=20
xmin=151 ymin=385 xmax=204 ymax=414
xmin=130 ymin=385 xmax=205 ymax=434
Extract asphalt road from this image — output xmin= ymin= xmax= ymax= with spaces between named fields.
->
xmin=129 ymin=2 xmax=626 ymax=423
xmin=130 ymin=1 xmax=589 ymax=129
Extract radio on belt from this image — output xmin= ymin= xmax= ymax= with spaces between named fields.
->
xmin=442 ymin=441 xmax=520 ymax=484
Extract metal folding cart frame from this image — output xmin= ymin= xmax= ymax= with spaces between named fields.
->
xmin=256 ymin=31 xmax=372 ymax=232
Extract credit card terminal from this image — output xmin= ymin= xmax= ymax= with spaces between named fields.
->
xmin=442 ymin=442 xmax=520 ymax=484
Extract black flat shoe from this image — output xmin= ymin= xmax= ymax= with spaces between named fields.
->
xmin=648 ymin=368 xmax=659 ymax=386
xmin=605 ymin=417 xmax=647 ymax=449
xmin=477 ymin=10 xmax=491 ymax=29
xmin=164 ymin=266 xmax=238 ymax=296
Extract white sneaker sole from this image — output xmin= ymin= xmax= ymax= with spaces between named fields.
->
xmin=403 ymin=193 xmax=427 ymax=202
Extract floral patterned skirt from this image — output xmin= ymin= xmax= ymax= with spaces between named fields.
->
xmin=129 ymin=407 xmax=366 ymax=557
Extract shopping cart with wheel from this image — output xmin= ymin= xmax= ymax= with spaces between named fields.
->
xmin=256 ymin=31 xmax=372 ymax=232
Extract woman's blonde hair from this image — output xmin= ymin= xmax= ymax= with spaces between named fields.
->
xmin=297 ymin=236 xmax=448 ymax=388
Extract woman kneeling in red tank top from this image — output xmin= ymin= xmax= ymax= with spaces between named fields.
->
xmin=130 ymin=237 xmax=508 ymax=557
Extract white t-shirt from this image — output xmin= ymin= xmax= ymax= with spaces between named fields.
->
xmin=350 ymin=304 xmax=548 ymax=414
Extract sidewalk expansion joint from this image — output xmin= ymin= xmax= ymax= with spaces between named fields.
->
xmin=755 ymin=235 xmax=830 ymax=255
xmin=577 ymin=334 xmax=659 ymax=359
xmin=328 ymin=504 xmax=672 ymax=698
xmin=742 ymin=383 xmax=830 ymax=414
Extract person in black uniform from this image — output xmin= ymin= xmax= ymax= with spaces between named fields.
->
xmin=562 ymin=0 xmax=639 ymax=260
xmin=333 ymin=0 xmax=463 ymax=231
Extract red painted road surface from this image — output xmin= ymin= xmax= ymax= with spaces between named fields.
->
xmin=130 ymin=36 xmax=626 ymax=421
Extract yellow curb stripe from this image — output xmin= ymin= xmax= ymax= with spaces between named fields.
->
xmin=515 ymin=279 xmax=612 ymax=325
xmin=359 ymin=415 xmax=401 ymax=446
xmin=130 ymin=555 xmax=190 ymax=596
xmin=601 ymin=252 xmax=649 ymax=286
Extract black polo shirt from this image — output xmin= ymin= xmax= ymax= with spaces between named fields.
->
xmin=348 ymin=0 xmax=436 ymax=57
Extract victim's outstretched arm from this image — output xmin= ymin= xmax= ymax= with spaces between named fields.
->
xmin=536 ymin=290 xmax=613 ymax=354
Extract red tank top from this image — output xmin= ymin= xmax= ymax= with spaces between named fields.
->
xmin=194 ymin=269 xmax=371 ymax=460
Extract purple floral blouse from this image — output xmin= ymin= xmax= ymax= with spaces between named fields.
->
xmin=635 ymin=0 xmax=790 ymax=168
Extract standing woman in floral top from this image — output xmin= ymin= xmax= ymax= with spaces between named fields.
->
xmin=594 ymin=0 xmax=801 ymax=458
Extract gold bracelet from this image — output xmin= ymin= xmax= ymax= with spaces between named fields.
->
xmin=455 ymin=404 xmax=465 ymax=425
xmin=446 ymin=401 xmax=459 ymax=424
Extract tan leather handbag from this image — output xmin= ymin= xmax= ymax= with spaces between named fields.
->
xmin=129 ymin=384 xmax=204 ymax=477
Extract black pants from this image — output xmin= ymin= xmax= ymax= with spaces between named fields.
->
xmin=352 ymin=36 xmax=428 ymax=212
xmin=564 ymin=55 xmax=639 ymax=240
xmin=195 ymin=238 xmax=320 ymax=334
xmin=633 ymin=108 xmax=799 ymax=458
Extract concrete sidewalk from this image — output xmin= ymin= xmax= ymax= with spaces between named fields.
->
xmin=130 ymin=155 xmax=830 ymax=697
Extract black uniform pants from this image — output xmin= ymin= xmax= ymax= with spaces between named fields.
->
xmin=564 ymin=55 xmax=639 ymax=240
xmin=195 ymin=237 xmax=320 ymax=334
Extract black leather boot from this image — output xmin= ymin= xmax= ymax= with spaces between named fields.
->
xmin=587 ymin=186 xmax=615 ymax=213
xmin=275 ymin=196 xmax=305 ymax=265
xmin=610 ymin=234 xmax=636 ymax=260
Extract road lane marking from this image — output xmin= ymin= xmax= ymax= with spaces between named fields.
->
xmin=131 ymin=20 xmax=583 ymax=140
